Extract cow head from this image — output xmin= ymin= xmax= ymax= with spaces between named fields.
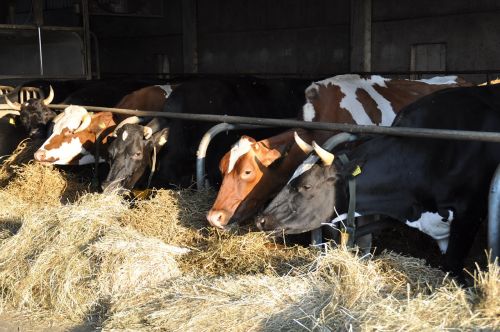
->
xmin=4 ymin=86 xmax=56 ymax=138
xmin=34 ymin=105 xmax=115 ymax=165
xmin=256 ymin=140 xmax=341 ymax=234
xmin=206 ymin=134 xmax=297 ymax=229
xmin=101 ymin=121 xmax=169 ymax=193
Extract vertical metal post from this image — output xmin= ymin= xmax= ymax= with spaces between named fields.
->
xmin=37 ymin=26 xmax=43 ymax=76
xmin=81 ymin=0 xmax=92 ymax=79
xmin=488 ymin=164 xmax=500 ymax=263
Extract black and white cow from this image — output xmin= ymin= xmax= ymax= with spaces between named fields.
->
xmin=101 ymin=77 xmax=311 ymax=192
xmin=257 ymin=84 xmax=500 ymax=277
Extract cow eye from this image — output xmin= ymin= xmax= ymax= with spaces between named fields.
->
xmin=132 ymin=151 xmax=142 ymax=160
xmin=302 ymin=184 xmax=312 ymax=191
xmin=241 ymin=169 xmax=253 ymax=180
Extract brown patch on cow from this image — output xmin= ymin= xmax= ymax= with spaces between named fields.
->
xmin=115 ymin=86 xmax=169 ymax=112
xmin=44 ymin=112 xmax=116 ymax=150
xmin=356 ymin=89 xmax=382 ymax=125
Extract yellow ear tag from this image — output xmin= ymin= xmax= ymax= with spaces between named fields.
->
xmin=352 ymin=165 xmax=362 ymax=177
xmin=8 ymin=118 xmax=16 ymax=126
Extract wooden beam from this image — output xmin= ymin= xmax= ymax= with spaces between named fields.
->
xmin=350 ymin=0 xmax=372 ymax=72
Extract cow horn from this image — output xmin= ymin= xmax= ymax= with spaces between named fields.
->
xmin=4 ymin=95 xmax=21 ymax=111
xmin=294 ymin=131 xmax=313 ymax=154
xmin=144 ymin=126 xmax=153 ymax=139
xmin=0 ymin=110 xmax=20 ymax=118
xmin=312 ymin=141 xmax=334 ymax=166
xmin=112 ymin=116 xmax=143 ymax=136
xmin=43 ymin=85 xmax=54 ymax=105
xmin=74 ymin=113 xmax=92 ymax=133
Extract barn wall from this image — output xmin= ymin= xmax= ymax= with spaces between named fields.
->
xmin=90 ymin=0 xmax=184 ymax=76
xmin=197 ymin=0 xmax=350 ymax=75
xmin=372 ymin=0 xmax=500 ymax=74
xmin=86 ymin=0 xmax=500 ymax=79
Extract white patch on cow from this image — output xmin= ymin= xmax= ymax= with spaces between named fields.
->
xmin=227 ymin=137 xmax=253 ymax=174
xmin=328 ymin=212 xmax=363 ymax=224
xmin=288 ymin=154 xmax=318 ymax=183
xmin=406 ymin=210 xmax=453 ymax=253
xmin=302 ymin=102 xmax=316 ymax=122
xmin=122 ymin=130 xmax=128 ymax=141
xmin=42 ymin=137 xmax=85 ymax=165
xmin=415 ymin=75 xmax=458 ymax=85
xmin=52 ymin=105 xmax=88 ymax=134
xmin=78 ymin=153 xmax=96 ymax=165
xmin=156 ymin=84 xmax=172 ymax=98
xmin=308 ymin=74 xmax=395 ymax=126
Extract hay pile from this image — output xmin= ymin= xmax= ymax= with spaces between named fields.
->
xmin=0 ymin=162 xmax=497 ymax=331
xmin=102 ymin=251 xmax=499 ymax=331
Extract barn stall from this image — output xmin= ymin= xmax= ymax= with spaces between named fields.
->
xmin=0 ymin=1 xmax=498 ymax=331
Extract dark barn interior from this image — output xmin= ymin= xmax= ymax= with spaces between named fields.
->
xmin=0 ymin=2 xmax=499 ymax=330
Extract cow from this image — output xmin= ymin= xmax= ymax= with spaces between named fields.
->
xmin=4 ymin=86 xmax=56 ymax=139
xmin=100 ymin=77 xmax=311 ymax=192
xmin=207 ymin=75 xmax=472 ymax=229
xmin=0 ymin=112 xmax=26 ymax=162
xmin=257 ymin=84 xmax=500 ymax=278
xmin=33 ymin=84 xmax=174 ymax=165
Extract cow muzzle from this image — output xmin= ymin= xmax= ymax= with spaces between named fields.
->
xmin=256 ymin=213 xmax=280 ymax=232
xmin=206 ymin=209 xmax=231 ymax=229
xmin=34 ymin=149 xmax=56 ymax=164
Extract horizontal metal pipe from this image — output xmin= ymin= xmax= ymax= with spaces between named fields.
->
xmin=101 ymin=69 xmax=500 ymax=77
xmin=49 ymin=103 xmax=500 ymax=144
xmin=0 ymin=24 xmax=83 ymax=32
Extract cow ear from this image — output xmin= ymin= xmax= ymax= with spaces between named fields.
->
xmin=259 ymin=148 xmax=282 ymax=167
xmin=338 ymin=158 xmax=365 ymax=178
xmin=151 ymin=127 xmax=169 ymax=149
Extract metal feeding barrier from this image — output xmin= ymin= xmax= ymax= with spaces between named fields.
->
xmin=46 ymin=103 xmax=500 ymax=260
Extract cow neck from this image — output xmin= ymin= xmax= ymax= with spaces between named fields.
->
xmin=335 ymin=154 xmax=359 ymax=245
xmin=343 ymin=136 xmax=419 ymax=222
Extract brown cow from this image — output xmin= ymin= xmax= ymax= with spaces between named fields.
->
xmin=34 ymin=84 xmax=172 ymax=165
xmin=207 ymin=74 xmax=471 ymax=229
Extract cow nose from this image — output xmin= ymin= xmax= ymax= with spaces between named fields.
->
xmin=206 ymin=209 xmax=229 ymax=229
xmin=34 ymin=149 xmax=46 ymax=162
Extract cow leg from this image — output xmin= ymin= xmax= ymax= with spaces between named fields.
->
xmin=443 ymin=215 xmax=481 ymax=281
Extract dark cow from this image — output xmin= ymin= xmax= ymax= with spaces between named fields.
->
xmin=4 ymin=86 xmax=56 ymax=138
xmin=0 ymin=113 xmax=26 ymax=161
xmin=101 ymin=77 xmax=311 ymax=192
xmin=207 ymin=75 xmax=472 ymax=229
xmin=258 ymin=84 xmax=500 ymax=277
xmin=34 ymin=84 xmax=173 ymax=165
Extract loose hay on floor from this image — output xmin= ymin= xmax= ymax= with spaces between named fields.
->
xmin=102 ymin=250 xmax=500 ymax=332
xmin=0 ymin=163 xmax=497 ymax=331
xmin=0 ymin=138 xmax=43 ymax=185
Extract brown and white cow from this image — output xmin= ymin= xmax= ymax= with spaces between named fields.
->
xmin=207 ymin=74 xmax=471 ymax=229
xmin=34 ymin=84 xmax=172 ymax=165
